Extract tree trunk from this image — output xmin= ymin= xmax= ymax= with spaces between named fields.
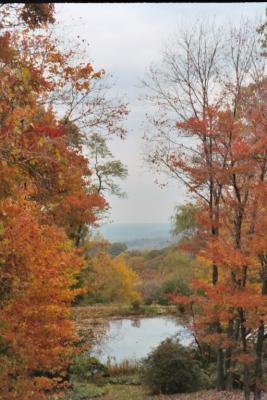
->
xmin=262 ymin=277 xmax=267 ymax=296
xmin=213 ymin=263 xmax=218 ymax=286
xmin=261 ymin=261 xmax=267 ymax=295
xmin=243 ymin=364 xmax=250 ymax=400
xmin=216 ymin=321 xmax=225 ymax=390
xmin=225 ymin=319 xmax=234 ymax=390
xmin=239 ymin=309 xmax=250 ymax=400
xmin=254 ymin=259 xmax=267 ymax=399
xmin=217 ymin=347 xmax=225 ymax=390
xmin=75 ymin=224 xmax=83 ymax=247
xmin=254 ymin=321 xmax=264 ymax=400
xmin=213 ymin=261 xmax=225 ymax=390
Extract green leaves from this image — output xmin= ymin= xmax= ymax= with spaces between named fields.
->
xmin=88 ymin=133 xmax=128 ymax=197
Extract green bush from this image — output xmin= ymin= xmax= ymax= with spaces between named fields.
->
xmin=141 ymin=338 xmax=208 ymax=394
xmin=63 ymin=383 xmax=107 ymax=400
xmin=69 ymin=353 xmax=108 ymax=383
xmin=144 ymin=297 xmax=153 ymax=305
xmin=156 ymin=278 xmax=191 ymax=305
xmin=108 ymin=242 xmax=128 ymax=257
xmin=144 ymin=249 xmax=162 ymax=260
xmin=131 ymin=299 xmax=141 ymax=311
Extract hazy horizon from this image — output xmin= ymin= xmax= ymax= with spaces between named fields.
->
xmin=94 ymin=222 xmax=173 ymax=250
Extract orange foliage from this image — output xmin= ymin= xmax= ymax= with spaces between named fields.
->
xmin=169 ymin=79 xmax=267 ymax=391
xmin=0 ymin=198 xmax=84 ymax=400
xmin=0 ymin=4 xmax=123 ymax=399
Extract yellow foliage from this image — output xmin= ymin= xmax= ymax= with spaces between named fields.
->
xmin=83 ymin=252 xmax=140 ymax=304
xmin=192 ymin=255 xmax=211 ymax=282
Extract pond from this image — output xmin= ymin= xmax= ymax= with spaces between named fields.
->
xmin=91 ymin=316 xmax=194 ymax=364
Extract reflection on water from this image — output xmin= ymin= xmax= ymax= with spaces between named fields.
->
xmin=131 ymin=318 xmax=141 ymax=328
xmin=91 ymin=316 xmax=193 ymax=364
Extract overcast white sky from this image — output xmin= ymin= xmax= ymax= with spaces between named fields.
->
xmin=55 ymin=3 xmax=267 ymax=224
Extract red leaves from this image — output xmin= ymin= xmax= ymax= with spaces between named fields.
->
xmin=34 ymin=122 xmax=67 ymax=138
xmin=53 ymin=189 xmax=107 ymax=233
xmin=0 ymin=32 xmax=17 ymax=63
xmin=168 ymin=293 xmax=193 ymax=306
xmin=172 ymin=83 xmax=267 ymax=387
xmin=19 ymin=4 xmax=55 ymax=28
xmin=200 ymin=238 xmax=249 ymax=270
xmin=176 ymin=117 xmax=207 ymax=136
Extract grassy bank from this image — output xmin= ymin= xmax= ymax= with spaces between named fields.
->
xmin=67 ymin=384 xmax=246 ymax=400
xmin=72 ymin=303 xmax=177 ymax=320
xmin=100 ymin=386 xmax=246 ymax=399
xmin=63 ymin=382 xmax=246 ymax=400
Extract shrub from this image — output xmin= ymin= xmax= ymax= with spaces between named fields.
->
xmin=107 ymin=374 xmax=141 ymax=385
xmin=144 ymin=297 xmax=153 ymax=305
xmin=141 ymin=338 xmax=207 ymax=394
xmin=108 ymin=242 xmax=128 ymax=256
xmin=144 ymin=249 xmax=162 ymax=260
xmin=156 ymin=278 xmax=191 ymax=305
xmin=131 ymin=299 xmax=141 ymax=311
xmin=69 ymin=353 xmax=108 ymax=383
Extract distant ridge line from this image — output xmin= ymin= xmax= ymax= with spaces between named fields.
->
xmin=94 ymin=222 xmax=173 ymax=249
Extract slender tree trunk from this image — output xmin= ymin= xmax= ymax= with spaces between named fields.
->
xmin=225 ymin=319 xmax=234 ymax=390
xmin=244 ymin=364 xmax=250 ymax=400
xmin=75 ymin=224 xmax=83 ymax=247
xmin=261 ymin=262 xmax=267 ymax=296
xmin=254 ymin=321 xmax=264 ymax=400
xmin=217 ymin=347 xmax=225 ymax=390
xmin=215 ymin=321 xmax=225 ymax=390
xmin=239 ymin=309 xmax=250 ymax=400
xmin=262 ymin=277 xmax=267 ymax=296
xmin=213 ymin=263 xmax=218 ymax=286
xmin=211 ymin=213 xmax=225 ymax=390
xmin=254 ymin=259 xmax=267 ymax=399
xmin=254 ymin=269 xmax=267 ymax=400
xmin=213 ymin=265 xmax=225 ymax=390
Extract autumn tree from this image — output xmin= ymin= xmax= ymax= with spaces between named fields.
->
xmin=169 ymin=79 xmax=267 ymax=400
xmin=0 ymin=197 xmax=85 ymax=400
xmin=78 ymin=238 xmax=140 ymax=304
xmin=0 ymin=3 xmax=55 ymax=30
xmin=0 ymin=3 xmax=55 ymax=63
xmin=143 ymin=18 xmax=266 ymax=392
xmin=0 ymin=3 xmax=127 ymax=399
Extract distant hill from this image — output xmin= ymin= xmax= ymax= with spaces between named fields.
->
xmin=94 ymin=223 xmax=175 ymax=250
xmin=124 ymin=237 xmax=175 ymax=250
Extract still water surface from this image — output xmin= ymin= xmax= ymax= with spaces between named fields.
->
xmin=92 ymin=316 xmax=193 ymax=364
